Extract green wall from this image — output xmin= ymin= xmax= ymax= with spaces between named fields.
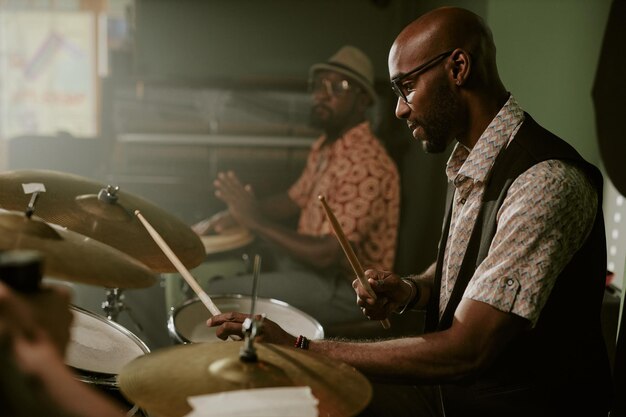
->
xmin=486 ymin=0 xmax=612 ymax=166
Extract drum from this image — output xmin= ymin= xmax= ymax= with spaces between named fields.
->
xmin=167 ymin=294 xmax=325 ymax=344
xmin=200 ymin=226 xmax=255 ymax=256
xmin=66 ymin=305 xmax=150 ymax=415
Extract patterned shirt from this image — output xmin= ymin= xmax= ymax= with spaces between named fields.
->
xmin=288 ymin=121 xmax=400 ymax=271
xmin=442 ymin=95 xmax=597 ymax=326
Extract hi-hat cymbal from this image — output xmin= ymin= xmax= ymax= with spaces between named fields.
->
xmin=0 ymin=210 xmax=156 ymax=288
xmin=118 ymin=342 xmax=372 ymax=417
xmin=0 ymin=170 xmax=205 ymax=272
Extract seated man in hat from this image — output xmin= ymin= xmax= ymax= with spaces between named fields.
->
xmin=192 ymin=46 xmax=400 ymax=328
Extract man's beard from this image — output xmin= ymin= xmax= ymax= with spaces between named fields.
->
xmin=416 ymin=84 xmax=460 ymax=154
xmin=310 ymin=104 xmax=332 ymax=130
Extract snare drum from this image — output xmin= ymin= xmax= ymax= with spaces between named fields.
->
xmin=66 ymin=305 xmax=150 ymax=415
xmin=167 ymin=295 xmax=324 ymax=344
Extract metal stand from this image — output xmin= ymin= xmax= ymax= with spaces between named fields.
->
xmin=102 ymin=288 xmax=143 ymax=333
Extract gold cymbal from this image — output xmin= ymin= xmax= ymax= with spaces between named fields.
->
xmin=118 ymin=342 xmax=372 ymax=417
xmin=0 ymin=170 xmax=205 ymax=272
xmin=0 ymin=210 xmax=156 ymax=288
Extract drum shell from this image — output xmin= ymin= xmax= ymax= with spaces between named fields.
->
xmin=167 ymin=294 xmax=324 ymax=344
xmin=66 ymin=305 xmax=150 ymax=415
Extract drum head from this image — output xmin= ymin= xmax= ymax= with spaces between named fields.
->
xmin=200 ymin=227 xmax=254 ymax=255
xmin=66 ymin=306 xmax=150 ymax=380
xmin=168 ymin=295 xmax=324 ymax=344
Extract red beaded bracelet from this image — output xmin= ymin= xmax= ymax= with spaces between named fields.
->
xmin=295 ymin=335 xmax=309 ymax=350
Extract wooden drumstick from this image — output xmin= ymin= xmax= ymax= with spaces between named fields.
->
xmin=135 ymin=210 xmax=221 ymax=316
xmin=318 ymin=196 xmax=391 ymax=329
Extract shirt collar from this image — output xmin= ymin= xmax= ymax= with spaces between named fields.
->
xmin=446 ymin=94 xmax=525 ymax=185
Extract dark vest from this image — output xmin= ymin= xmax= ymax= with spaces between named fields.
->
xmin=428 ymin=114 xmax=612 ymax=417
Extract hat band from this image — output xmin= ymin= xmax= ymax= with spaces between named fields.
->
xmin=324 ymin=62 xmax=373 ymax=89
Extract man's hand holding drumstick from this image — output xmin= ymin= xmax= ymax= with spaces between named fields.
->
xmin=318 ymin=195 xmax=391 ymax=329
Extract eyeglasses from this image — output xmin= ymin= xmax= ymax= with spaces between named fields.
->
xmin=309 ymin=77 xmax=354 ymax=97
xmin=390 ymin=49 xmax=455 ymax=103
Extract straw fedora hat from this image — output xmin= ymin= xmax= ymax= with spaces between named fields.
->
xmin=309 ymin=45 xmax=377 ymax=104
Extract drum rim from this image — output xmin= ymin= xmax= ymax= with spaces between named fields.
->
xmin=166 ymin=293 xmax=325 ymax=343
xmin=68 ymin=304 xmax=151 ymax=382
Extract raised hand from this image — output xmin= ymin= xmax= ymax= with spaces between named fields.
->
xmin=213 ymin=171 xmax=265 ymax=231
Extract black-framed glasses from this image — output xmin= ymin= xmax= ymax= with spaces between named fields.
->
xmin=309 ymin=77 xmax=354 ymax=97
xmin=391 ymin=49 xmax=455 ymax=103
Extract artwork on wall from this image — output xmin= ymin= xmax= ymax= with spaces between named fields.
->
xmin=0 ymin=11 xmax=96 ymax=139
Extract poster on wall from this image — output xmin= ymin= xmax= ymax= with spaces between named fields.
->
xmin=0 ymin=11 xmax=96 ymax=139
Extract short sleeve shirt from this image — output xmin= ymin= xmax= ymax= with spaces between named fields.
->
xmin=442 ymin=96 xmax=597 ymax=326
xmin=288 ymin=121 xmax=400 ymax=271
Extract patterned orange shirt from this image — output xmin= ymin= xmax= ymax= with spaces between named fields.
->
xmin=288 ymin=122 xmax=400 ymax=271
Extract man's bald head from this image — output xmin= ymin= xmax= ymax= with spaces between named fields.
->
xmin=390 ymin=7 xmax=499 ymax=89
xmin=388 ymin=7 xmax=509 ymax=151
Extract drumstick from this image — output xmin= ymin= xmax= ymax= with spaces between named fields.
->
xmin=135 ymin=210 xmax=221 ymax=316
xmin=318 ymin=196 xmax=391 ymax=329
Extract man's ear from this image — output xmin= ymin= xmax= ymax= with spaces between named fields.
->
xmin=450 ymin=48 xmax=471 ymax=86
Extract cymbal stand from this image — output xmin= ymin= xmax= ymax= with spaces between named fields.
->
xmin=102 ymin=288 xmax=143 ymax=333
xmin=97 ymin=186 xmax=144 ymax=332
xmin=240 ymin=255 xmax=262 ymax=362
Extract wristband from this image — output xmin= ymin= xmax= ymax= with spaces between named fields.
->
xmin=295 ymin=335 xmax=309 ymax=350
xmin=396 ymin=277 xmax=418 ymax=314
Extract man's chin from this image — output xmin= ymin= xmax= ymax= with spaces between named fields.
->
xmin=420 ymin=138 xmax=447 ymax=154
xmin=310 ymin=114 xmax=330 ymax=129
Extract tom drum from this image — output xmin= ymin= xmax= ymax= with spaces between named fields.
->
xmin=167 ymin=295 xmax=324 ymax=344
xmin=66 ymin=305 xmax=150 ymax=415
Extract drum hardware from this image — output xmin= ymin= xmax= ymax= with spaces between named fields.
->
xmin=102 ymin=288 xmax=143 ymax=333
xmin=239 ymin=254 xmax=261 ymax=362
xmin=25 ymin=189 xmax=42 ymax=219
xmin=98 ymin=184 xmax=120 ymax=204
xmin=0 ymin=169 xmax=205 ymax=272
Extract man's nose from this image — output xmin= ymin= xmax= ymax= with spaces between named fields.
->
xmin=312 ymin=87 xmax=331 ymax=101
xmin=395 ymin=97 xmax=411 ymax=119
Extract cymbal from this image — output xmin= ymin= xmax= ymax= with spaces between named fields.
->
xmin=118 ymin=342 xmax=372 ymax=417
xmin=0 ymin=210 xmax=156 ymax=288
xmin=0 ymin=170 xmax=205 ymax=272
